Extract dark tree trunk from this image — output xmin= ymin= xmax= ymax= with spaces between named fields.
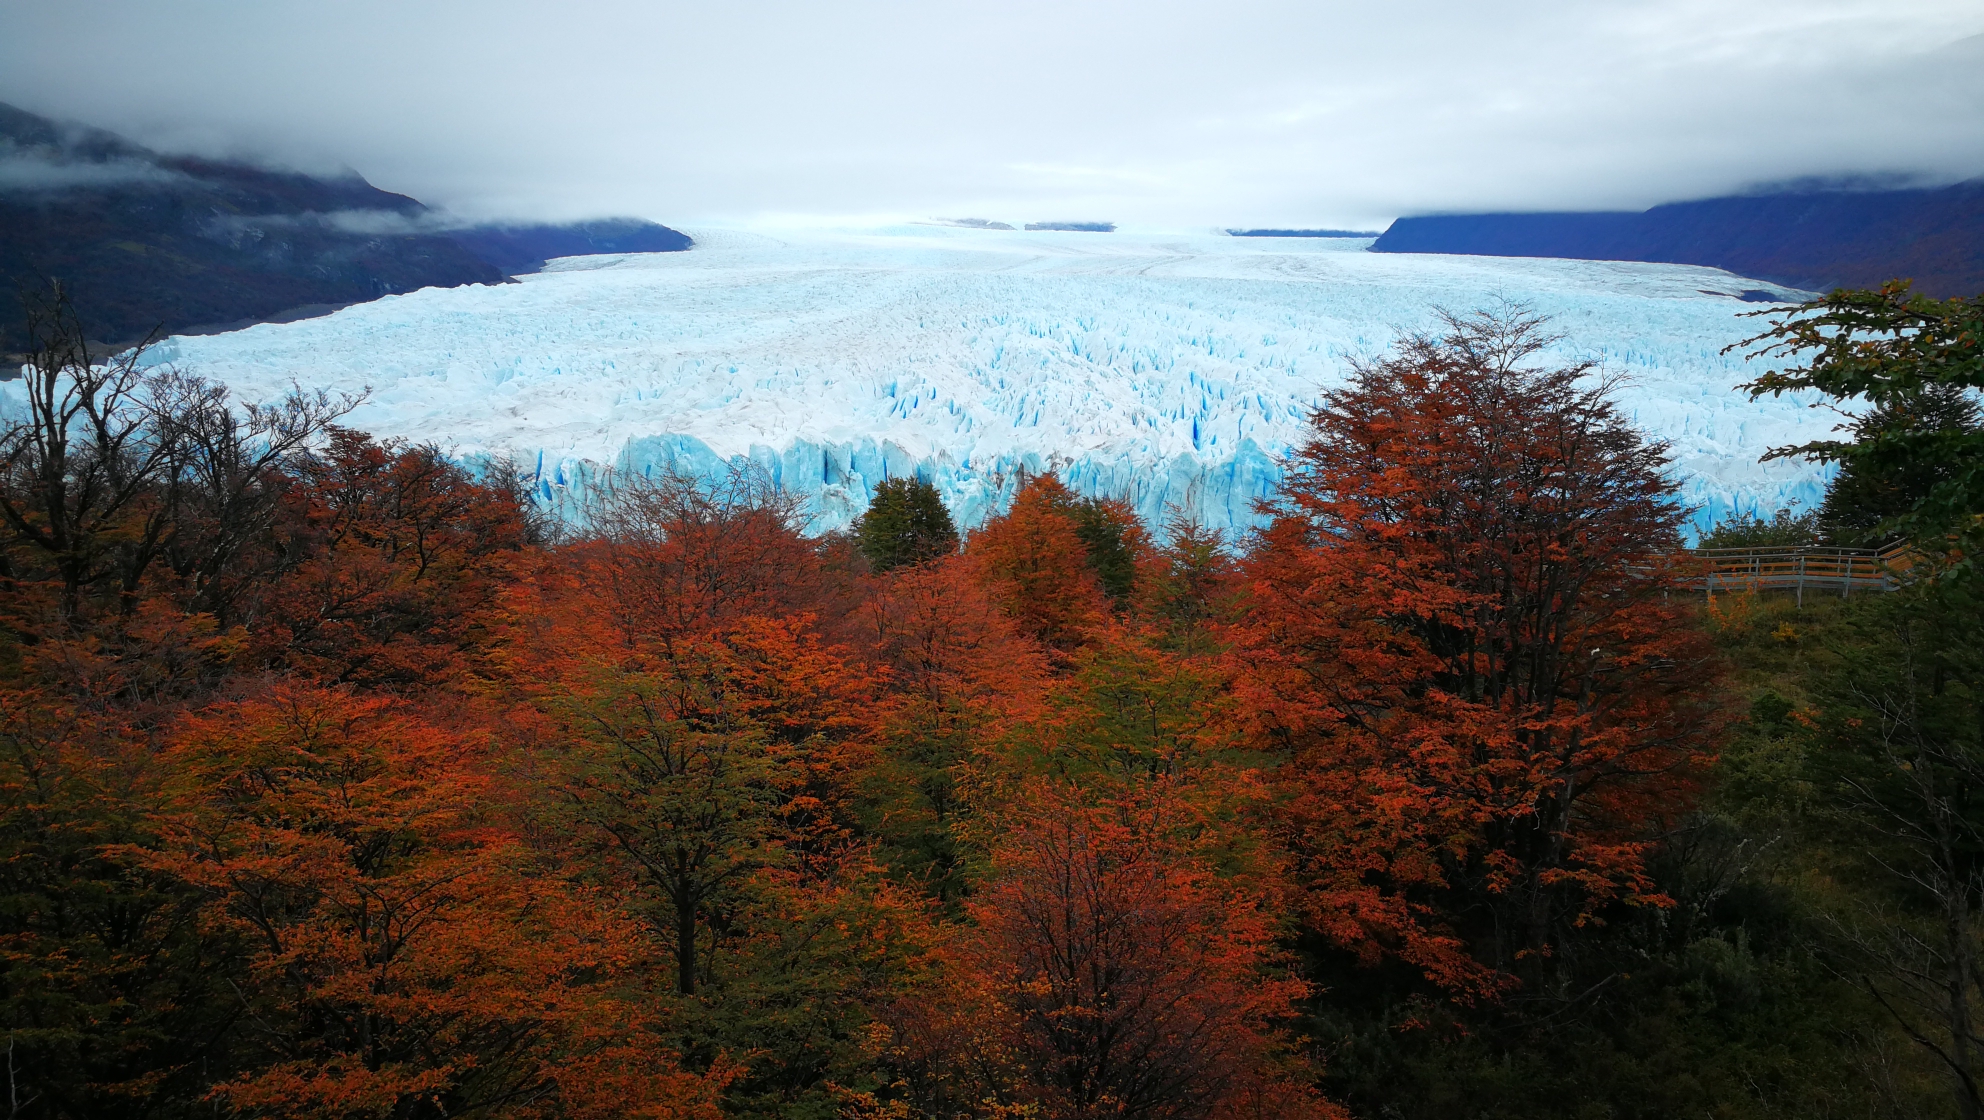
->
xmin=676 ymin=893 xmax=698 ymax=996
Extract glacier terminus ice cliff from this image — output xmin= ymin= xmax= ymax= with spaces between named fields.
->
xmin=130 ymin=223 xmax=1840 ymax=537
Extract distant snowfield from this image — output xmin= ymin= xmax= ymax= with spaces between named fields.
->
xmin=136 ymin=224 xmax=1837 ymax=536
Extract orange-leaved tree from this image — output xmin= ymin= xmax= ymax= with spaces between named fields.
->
xmin=855 ymin=552 xmax=1051 ymax=896
xmin=1231 ymin=305 xmax=1725 ymax=996
xmin=885 ymin=780 xmax=1327 ymax=1119
xmin=968 ymin=475 xmax=1112 ymax=654
xmin=517 ymin=472 xmax=942 ymax=1113
xmin=554 ymin=649 xmax=778 ymax=996
xmin=581 ymin=465 xmax=835 ymax=653
xmin=538 ymin=465 xmax=883 ymax=995
xmin=247 ymin=429 xmax=529 ymax=689
xmin=144 ymin=682 xmax=725 ymax=1119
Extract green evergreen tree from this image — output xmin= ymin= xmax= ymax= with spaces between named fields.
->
xmin=1818 ymin=383 xmax=1982 ymax=543
xmin=855 ymin=477 xmax=958 ymax=573
xmin=1738 ymin=282 xmax=1984 ymax=567
xmin=1698 ymin=505 xmax=1822 ymax=549
xmin=1066 ymin=496 xmax=1140 ymax=602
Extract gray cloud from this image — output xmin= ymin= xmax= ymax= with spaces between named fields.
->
xmin=0 ymin=142 xmax=195 ymax=193
xmin=1 ymin=0 xmax=1979 ymax=228
xmin=199 ymin=209 xmax=477 ymax=237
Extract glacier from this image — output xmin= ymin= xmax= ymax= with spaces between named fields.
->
xmin=117 ymin=223 xmax=1840 ymax=538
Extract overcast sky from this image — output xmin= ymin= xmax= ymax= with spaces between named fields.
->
xmin=3 ymin=0 xmax=1981 ymax=229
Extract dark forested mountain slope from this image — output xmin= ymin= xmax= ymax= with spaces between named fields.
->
xmin=0 ymin=103 xmax=689 ymax=350
xmin=447 ymin=219 xmax=691 ymax=274
xmin=1370 ymin=180 xmax=1984 ymax=297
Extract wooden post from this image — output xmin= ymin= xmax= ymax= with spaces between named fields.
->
xmin=1842 ymin=552 xmax=1852 ymax=600
xmin=1796 ymin=551 xmax=1804 ymax=609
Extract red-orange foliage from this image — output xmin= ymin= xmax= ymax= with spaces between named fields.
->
xmin=861 ymin=553 xmax=1051 ymax=721
xmin=847 ymin=553 xmax=1049 ymax=896
xmin=507 ymin=469 xmax=908 ymax=1001
xmin=4 ymin=303 xmax=1759 ymax=1116
xmin=247 ymin=430 xmax=528 ymax=689
xmin=554 ymin=473 xmax=883 ymax=808
xmin=144 ymin=682 xmax=726 ymax=1118
xmin=581 ymin=467 xmax=838 ymax=650
xmin=889 ymin=782 xmax=1328 ymax=1119
xmin=968 ymin=475 xmax=1112 ymax=654
xmin=1229 ymin=308 xmax=1725 ymax=993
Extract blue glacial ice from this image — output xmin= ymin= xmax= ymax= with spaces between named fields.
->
xmin=127 ymin=223 xmax=1841 ymax=539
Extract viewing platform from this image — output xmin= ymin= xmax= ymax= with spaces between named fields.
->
xmin=1683 ymin=541 xmax=1916 ymax=603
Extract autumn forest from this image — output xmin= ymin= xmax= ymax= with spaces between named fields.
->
xmin=6 ymin=286 xmax=1984 ymax=1120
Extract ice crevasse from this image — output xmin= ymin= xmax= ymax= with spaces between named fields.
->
xmin=114 ymin=223 xmax=1841 ymax=538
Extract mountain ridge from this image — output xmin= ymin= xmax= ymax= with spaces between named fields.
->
xmin=1370 ymin=180 xmax=1984 ymax=297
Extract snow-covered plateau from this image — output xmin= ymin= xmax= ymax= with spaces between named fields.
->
xmin=125 ymin=224 xmax=1838 ymax=537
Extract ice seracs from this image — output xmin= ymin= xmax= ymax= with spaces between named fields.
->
xmin=128 ymin=223 xmax=1837 ymax=537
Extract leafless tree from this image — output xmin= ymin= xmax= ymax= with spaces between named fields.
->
xmin=1 ymin=282 xmax=177 ymax=625
xmin=145 ymin=368 xmax=359 ymax=627
xmin=481 ymin=454 xmax=563 ymax=548
xmin=0 ymin=281 xmax=356 ymax=634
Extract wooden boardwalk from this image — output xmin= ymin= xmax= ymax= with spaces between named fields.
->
xmin=1682 ymin=541 xmax=1916 ymax=603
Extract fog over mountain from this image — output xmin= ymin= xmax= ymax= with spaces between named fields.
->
xmin=2 ymin=0 xmax=1980 ymax=229
xmin=0 ymin=103 xmax=689 ymax=349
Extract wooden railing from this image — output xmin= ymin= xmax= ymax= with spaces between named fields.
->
xmin=1682 ymin=541 xmax=1917 ymax=602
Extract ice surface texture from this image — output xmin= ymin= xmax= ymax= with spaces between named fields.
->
xmin=128 ymin=224 xmax=1838 ymax=538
